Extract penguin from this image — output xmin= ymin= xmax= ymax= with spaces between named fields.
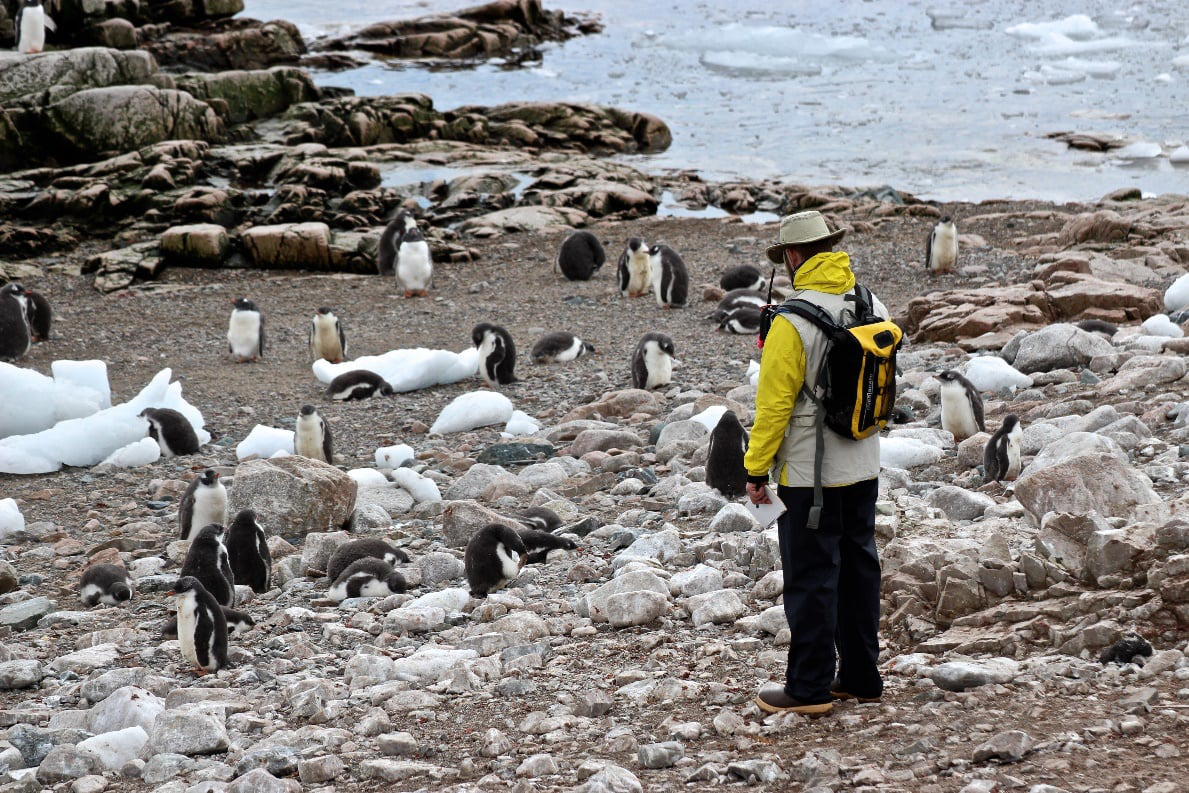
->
xmin=169 ymin=576 xmax=229 ymax=675
xmin=295 ymin=404 xmax=333 ymax=463
xmin=1098 ymin=633 xmax=1153 ymax=665
xmin=718 ymin=306 xmax=762 ymax=335
xmin=180 ymin=524 xmax=235 ymax=608
xmin=705 ymin=410 xmax=749 ymax=498
xmin=139 ymin=407 xmax=200 ymax=457
xmin=716 ymin=289 xmax=767 ymax=314
xmin=22 ymin=288 xmax=51 ymax=341
xmin=631 ymin=332 xmax=675 ymax=390
xmin=15 ymin=0 xmax=55 ymax=55
xmin=79 ymin=564 xmax=133 ymax=607
xmin=530 ymin=331 xmax=596 ymax=364
xmin=227 ymin=297 xmax=264 ymax=362
xmin=649 ymin=244 xmax=689 ymax=308
xmin=162 ymin=606 xmax=253 ymax=640
xmin=937 ymin=369 xmax=985 ymax=442
xmin=515 ymin=506 xmax=563 ymax=533
xmin=396 ymin=227 xmax=433 ymax=297
xmin=616 ymin=237 xmax=651 ymax=297
xmin=472 ymin=322 xmax=517 ymax=387
xmin=465 ymin=523 xmax=528 ymax=598
xmin=925 ymin=216 xmax=958 ymax=274
xmin=326 ymin=538 xmax=409 ymax=582
xmin=309 ymin=306 xmax=347 ymax=363
xmin=517 ymin=529 xmax=578 ymax=565
xmin=225 ymin=508 xmax=271 ymax=594
xmin=0 ymin=283 xmax=31 ymax=361
xmin=891 ymin=405 xmax=914 ymax=424
xmin=720 ymin=264 xmax=766 ymax=292
xmin=177 ymin=468 xmax=227 ymax=541
xmin=555 ymin=230 xmax=605 ymax=281
xmin=325 ymin=369 xmax=394 ymax=401
xmin=327 ymin=557 xmax=407 ymax=603
xmin=983 ymin=414 xmax=1022 ymax=484
xmin=1076 ymin=319 xmax=1119 ymax=338
xmin=377 ymin=209 xmax=417 ymax=276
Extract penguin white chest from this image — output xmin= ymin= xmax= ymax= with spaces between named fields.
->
xmin=311 ymin=315 xmax=342 ymax=361
xmin=18 ymin=6 xmax=46 ymax=53
xmin=627 ymin=251 xmax=651 ymax=294
xmin=227 ymin=311 xmax=261 ymax=358
xmin=191 ymin=485 xmax=227 ymax=530
xmin=643 ymin=342 xmax=672 ymax=390
xmin=1005 ymin=424 xmax=1023 ymax=479
xmin=175 ymin=591 xmax=200 ymax=667
xmin=397 ymin=240 xmax=433 ymax=291
xmin=495 ymin=541 xmax=522 ymax=581
xmin=554 ymin=336 xmax=584 ymax=363
xmin=478 ymin=332 xmax=500 ymax=385
xmin=940 ymin=381 xmax=979 ymax=440
xmin=295 ymin=414 xmax=326 ymax=461
xmin=930 ymin=223 xmax=958 ymax=272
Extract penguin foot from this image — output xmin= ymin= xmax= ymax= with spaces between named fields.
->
xmin=193 ymin=664 xmax=209 ymax=675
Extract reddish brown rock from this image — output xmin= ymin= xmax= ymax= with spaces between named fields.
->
xmin=1056 ymin=210 xmax=1132 ymax=246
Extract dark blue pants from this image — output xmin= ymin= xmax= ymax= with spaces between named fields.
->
xmin=776 ymin=478 xmax=882 ymax=703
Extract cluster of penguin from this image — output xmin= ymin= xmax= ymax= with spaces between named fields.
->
xmin=936 ymin=369 xmax=1021 ymax=484
xmin=0 ymin=282 xmax=52 ymax=360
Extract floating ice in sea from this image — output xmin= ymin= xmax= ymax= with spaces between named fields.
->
xmin=1143 ymin=314 xmax=1184 ymax=338
xmin=1172 ymin=54 xmax=1189 ymax=69
xmin=661 ymin=23 xmax=894 ymax=62
xmin=430 ymin=391 xmax=514 ymax=434
xmin=964 ymin=357 xmax=1034 ymax=393
xmin=1165 ymin=273 xmax=1189 ymax=311
xmin=699 ymin=50 xmax=823 ymax=77
xmin=1171 ymin=146 xmax=1189 ymax=164
xmin=1006 ymin=15 xmax=1100 ymax=40
xmin=236 ymin=425 xmax=295 ymax=460
xmin=312 ymin=347 xmax=479 ymax=393
xmin=1115 ymin=141 xmax=1162 ymax=159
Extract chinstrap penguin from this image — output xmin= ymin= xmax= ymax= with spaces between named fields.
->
xmin=925 ymin=216 xmax=958 ymax=274
xmin=139 ymin=407 xmax=200 ymax=457
xmin=396 ymin=227 xmax=433 ymax=297
xmin=163 ymin=606 xmax=253 ymax=640
xmin=631 ymin=332 xmax=675 ymax=390
xmin=225 ymin=509 xmax=271 ymax=594
xmin=169 ymin=576 xmax=229 ymax=674
xmin=327 ymin=557 xmax=407 ymax=603
xmin=16 ymin=0 xmax=55 ymax=54
xmin=22 ymin=288 xmax=51 ymax=341
xmin=617 ymin=237 xmax=651 ymax=297
xmin=79 ymin=564 xmax=133 ymax=607
xmin=177 ymin=468 xmax=227 ymax=541
xmin=295 ymin=404 xmax=334 ymax=463
xmin=517 ymin=529 xmax=578 ymax=565
xmin=180 ymin=524 xmax=235 ymax=608
xmin=325 ymin=369 xmax=394 ymax=401
xmin=983 ymin=414 xmax=1022 ymax=483
xmin=0 ymin=283 xmax=32 ymax=361
xmin=705 ymin=410 xmax=749 ymax=498
xmin=326 ymin=538 xmax=409 ymax=582
xmin=465 ymin=523 xmax=528 ymax=597
xmin=472 ymin=322 xmax=518 ymax=387
xmin=719 ymin=264 xmax=766 ymax=292
xmin=937 ymin=370 xmax=985 ymax=441
xmin=649 ymin=243 xmax=689 ymax=308
xmin=1098 ymin=633 xmax=1153 ymax=665
xmin=515 ymin=506 xmax=563 ymax=533
xmin=309 ymin=306 xmax=347 ymax=363
xmin=531 ymin=331 xmax=596 ymax=364
xmin=556 ymin=230 xmax=605 ymax=281
xmin=718 ymin=306 xmax=762 ymax=335
xmin=377 ymin=209 xmax=417 ymax=276
xmin=227 ymin=297 xmax=264 ymax=361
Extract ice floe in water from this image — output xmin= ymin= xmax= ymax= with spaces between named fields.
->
xmin=698 ymin=50 xmax=822 ymax=77
xmin=662 ymin=23 xmax=895 ymax=63
xmin=1007 ymin=15 xmax=1101 ymax=40
xmin=1114 ymin=141 xmax=1163 ymax=159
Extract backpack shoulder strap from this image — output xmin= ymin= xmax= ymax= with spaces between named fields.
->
xmin=777 ymin=298 xmax=838 ymax=334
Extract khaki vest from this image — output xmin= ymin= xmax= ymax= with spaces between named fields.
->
xmin=772 ymin=288 xmax=884 ymax=488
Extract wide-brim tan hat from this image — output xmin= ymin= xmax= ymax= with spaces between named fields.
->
xmin=765 ymin=210 xmax=846 ymax=264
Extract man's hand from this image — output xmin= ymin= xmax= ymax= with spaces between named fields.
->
xmin=746 ymin=482 xmax=771 ymax=505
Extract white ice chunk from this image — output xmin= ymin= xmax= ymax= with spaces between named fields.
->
xmin=76 ymin=726 xmax=148 ymax=771
xmin=1006 ymin=15 xmax=1100 ymax=40
xmin=99 ymin=437 xmax=161 ymax=468
xmin=963 ymin=357 xmax=1034 ymax=392
xmin=690 ymin=405 xmax=728 ymax=431
xmin=269 ymin=449 xmax=291 ymax=459
xmin=1165 ymin=273 xmax=1189 ymax=312
xmin=236 ymin=425 xmax=295 ymax=460
xmin=0 ymin=361 xmax=106 ymax=438
xmin=1172 ymin=54 xmax=1189 ymax=69
xmin=1171 ymin=146 xmax=1189 ymax=163
xmin=1142 ymin=314 xmax=1184 ymax=338
xmin=406 ymin=587 xmax=470 ymax=612
xmin=0 ymin=498 xmax=25 ymax=540
xmin=880 ymin=437 xmax=945 ymax=469
xmin=389 ymin=467 xmax=442 ymax=503
xmin=51 ymin=360 xmax=111 ymax=409
xmin=430 ymin=391 xmax=514 ymax=434
xmin=747 ymin=360 xmax=760 ymax=387
xmin=313 ymin=347 xmax=479 ymax=392
xmin=348 ymin=468 xmax=390 ymax=488
xmin=375 ymin=444 xmax=415 ymax=469
xmin=502 ymin=410 xmax=541 ymax=438
xmin=699 ymin=50 xmax=822 ymax=77
xmin=1115 ymin=141 xmax=1162 ymax=159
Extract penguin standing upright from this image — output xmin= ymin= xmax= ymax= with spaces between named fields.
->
xmin=225 ymin=509 xmax=271 ymax=594
xmin=295 ymin=405 xmax=333 ymax=463
xmin=983 ymin=414 xmax=1023 ymax=483
xmin=309 ymin=307 xmax=346 ymax=363
xmin=139 ymin=407 xmax=200 ymax=457
xmin=180 ymin=524 xmax=235 ymax=608
xmin=327 ymin=557 xmax=407 ymax=603
xmin=325 ymin=369 xmax=394 ymax=401
xmin=79 ymin=564 xmax=133 ymax=607
xmin=169 ymin=576 xmax=229 ymax=675
xmin=555 ymin=230 xmax=605 ymax=281
xmin=705 ymin=410 xmax=749 ymax=498
xmin=327 ymin=538 xmax=409 ymax=582
xmin=517 ymin=529 xmax=578 ymax=565
xmin=937 ymin=370 xmax=985 ymax=441
xmin=15 ymin=0 xmax=55 ymax=54
xmin=472 ymin=322 xmax=517 ymax=386
xmin=631 ymin=332 xmax=675 ymax=390
xmin=377 ymin=209 xmax=417 ymax=276
xmin=22 ymin=289 xmax=51 ymax=341
xmin=465 ymin=523 xmax=528 ymax=597
xmin=227 ymin=297 xmax=264 ymax=362
xmin=0 ymin=283 xmax=31 ymax=361
xmin=617 ymin=238 xmax=651 ymax=297
xmin=530 ymin=331 xmax=596 ymax=364
xmin=177 ymin=469 xmax=227 ymax=541
xmin=649 ymin=244 xmax=689 ymax=308
xmin=925 ymin=216 xmax=958 ymax=274
xmin=396 ymin=227 xmax=433 ymax=297
xmin=162 ymin=606 xmax=252 ymax=640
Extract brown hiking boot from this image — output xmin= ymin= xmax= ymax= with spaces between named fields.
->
xmin=829 ymin=680 xmax=882 ymax=703
xmin=754 ymin=685 xmax=833 ymax=716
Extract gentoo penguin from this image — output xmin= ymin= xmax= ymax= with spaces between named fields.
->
xmin=177 ymin=469 xmax=227 ymax=541
xmin=325 ymin=369 xmax=394 ymax=401
xmin=79 ymin=564 xmax=133 ymax=607
xmin=169 ymin=576 xmax=229 ymax=675
xmin=515 ymin=506 xmax=563 ymax=533
xmin=15 ymin=0 xmax=55 ymax=54
xmin=465 ymin=523 xmax=528 ymax=597
xmin=377 ymin=209 xmax=417 ymax=276
xmin=720 ymin=264 xmax=766 ymax=292
xmin=309 ymin=306 xmax=346 ymax=363
xmin=705 ymin=410 xmax=749 ymax=498
xmin=983 ymin=414 xmax=1022 ymax=483
xmin=555 ymin=230 xmax=605 ymax=281
xmin=326 ymin=537 xmax=409 ymax=582
xmin=139 ymin=407 xmax=200 ymax=457
xmin=925 ymin=216 xmax=958 ymax=274
xmin=225 ymin=508 xmax=271 ymax=594
xmin=718 ymin=306 xmax=762 ymax=335
xmin=937 ymin=369 xmax=985 ymax=441
xmin=227 ymin=297 xmax=264 ymax=362
xmin=327 ymin=557 xmax=407 ymax=603
xmin=180 ymin=524 xmax=235 ymax=608
xmin=0 ymin=283 xmax=31 ymax=361
xmin=1099 ymin=633 xmax=1153 ymax=665
xmin=891 ymin=405 xmax=914 ymax=424
xmin=295 ymin=404 xmax=333 ymax=463
xmin=396 ymin=227 xmax=433 ymax=297
xmin=1076 ymin=319 xmax=1119 ymax=337
xmin=631 ymin=332 xmax=675 ymax=390
xmin=517 ymin=529 xmax=578 ymax=565
xmin=22 ymin=288 xmax=51 ymax=341
xmin=649 ymin=244 xmax=689 ymax=308
xmin=162 ymin=606 xmax=253 ymax=640
xmin=530 ymin=331 xmax=596 ymax=364
xmin=716 ymin=288 xmax=767 ymax=314
xmin=617 ymin=237 xmax=651 ymax=297
xmin=472 ymin=322 xmax=517 ymax=387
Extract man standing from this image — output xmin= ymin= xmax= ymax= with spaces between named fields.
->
xmin=746 ymin=211 xmax=885 ymax=716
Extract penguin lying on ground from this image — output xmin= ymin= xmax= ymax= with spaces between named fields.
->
xmin=327 ymin=558 xmax=407 ymax=603
xmin=79 ymin=564 xmax=133 ymax=607
xmin=515 ymin=507 xmax=562 ymax=533
xmin=617 ymin=238 xmax=651 ymax=297
xmin=22 ymin=288 xmax=51 ymax=341
xmin=225 ymin=509 xmax=271 ymax=594
xmin=162 ymin=606 xmax=254 ymax=641
xmin=937 ymin=369 xmax=984 ymax=441
xmin=473 ymin=323 xmax=518 ymax=387
xmin=983 ymin=414 xmax=1022 ymax=483
xmin=631 ymin=332 xmax=675 ymax=390
xmin=0 ymin=283 xmax=31 ymax=361
xmin=326 ymin=538 xmax=409 ymax=583
xmin=227 ymin=297 xmax=264 ymax=362
xmin=517 ymin=529 xmax=578 ymax=565
xmin=326 ymin=370 xmax=394 ymax=401
xmin=707 ymin=289 xmax=766 ymax=323
xmin=180 ymin=524 xmax=235 ymax=608
xmin=705 ymin=410 xmax=749 ymax=498
xmin=169 ymin=576 xmax=229 ymax=675
xmin=377 ymin=209 xmax=417 ymax=276
xmin=309 ymin=307 xmax=347 ymax=363
xmin=1099 ymin=633 xmax=1153 ymax=665
xmin=465 ymin=523 xmax=527 ymax=597
xmin=531 ymin=331 xmax=596 ymax=364
xmin=178 ymin=469 xmax=226 ymax=541
xmin=556 ymin=230 xmax=605 ymax=281
xmin=649 ymin=244 xmax=689 ymax=308
xmin=295 ymin=405 xmax=333 ymax=463
xmin=396 ymin=227 xmax=433 ymax=297
xmin=140 ymin=407 xmax=200 ymax=457
xmin=16 ymin=0 xmax=55 ymax=55
xmin=925 ymin=216 xmax=958 ymax=274
xmin=1076 ymin=319 xmax=1119 ymax=337
xmin=718 ymin=306 xmax=762 ymax=335
xmin=720 ymin=264 xmax=766 ymax=292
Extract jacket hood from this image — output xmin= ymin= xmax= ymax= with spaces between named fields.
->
xmin=792 ymin=251 xmax=856 ymax=295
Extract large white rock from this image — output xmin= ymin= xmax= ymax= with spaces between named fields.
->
xmin=605 ymin=590 xmax=669 ymax=627
xmin=686 ymin=589 xmax=745 ymax=625
xmin=76 ymin=726 xmax=148 ymax=770
xmin=1010 ymin=324 xmax=1113 ymax=373
xmin=1029 ymin=431 xmax=1123 ymax=473
xmin=147 ymin=712 xmax=229 ymax=755
xmin=88 ymin=686 xmax=164 ymax=734
xmin=670 ymin=565 xmax=723 ymax=597
xmin=612 ymin=528 xmax=683 ymax=570
xmin=708 ymin=503 xmax=760 ymax=533
xmin=579 ymin=570 xmax=671 ymax=622
xmin=389 ymin=646 xmax=478 ymax=684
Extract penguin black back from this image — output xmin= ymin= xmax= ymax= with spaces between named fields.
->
xmin=983 ymin=414 xmax=1021 ymax=484
xmin=162 ymin=605 xmax=254 ymax=640
xmin=170 ymin=575 xmax=229 ymax=673
xmin=649 ymin=244 xmax=689 ymax=308
xmin=79 ymin=563 xmax=133 ymax=607
xmin=225 ymin=509 xmax=271 ymax=594
xmin=326 ymin=538 xmax=408 ymax=582
xmin=719 ymin=264 xmax=765 ymax=292
xmin=139 ymin=407 xmax=200 ymax=457
xmin=180 ymin=524 xmax=235 ymax=608
xmin=326 ymin=369 xmax=394 ymax=401
xmin=518 ymin=529 xmax=578 ymax=565
xmin=556 ymin=230 xmax=606 ymax=281
xmin=23 ymin=289 xmax=51 ymax=341
xmin=1099 ymin=633 xmax=1153 ymax=665
xmin=631 ymin=332 xmax=676 ymax=390
xmin=515 ymin=506 xmax=562 ymax=533
xmin=0 ymin=283 xmax=31 ymax=361
xmin=705 ymin=410 xmax=749 ymax=498
xmin=1075 ymin=319 xmax=1119 ymax=337
xmin=377 ymin=209 xmax=415 ymax=275
xmin=327 ymin=557 xmax=407 ymax=602
xmin=465 ymin=523 xmax=528 ymax=597
xmin=472 ymin=322 xmax=518 ymax=386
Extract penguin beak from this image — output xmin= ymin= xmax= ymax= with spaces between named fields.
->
xmin=166 ymin=590 xmax=175 ymax=596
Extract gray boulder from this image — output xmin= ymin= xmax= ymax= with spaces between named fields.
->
xmin=227 ymin=456 xmax=357 ymax=537
xmin=1011 ymin=323 xmax=1114 ymax=373
xmin=1015 ymin=453 xmax=1160 ymax=523
xmin=147 ymin=712 xmax=229 ymax=755
xmin=442 ymin=500 xmax=511 ymax=548
xmin=45 ymin=85 xmax=223 ymax=157
xmin=927 ymin=486 xmax=995 ymax=522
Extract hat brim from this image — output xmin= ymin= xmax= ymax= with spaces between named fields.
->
xmin=765 ymin=228 xmax=846 ymax=264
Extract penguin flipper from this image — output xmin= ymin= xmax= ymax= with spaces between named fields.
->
xmin=337 ymin=318 xmax=346 ymax=357
xmin=308 ymin=319 xmax=315 ymax=360
xmin=44 ymin=15 xmax=56 ymax=32
xmin=321 ymin=417 xmax=334 ymax=463
xmin=925 ymin=229 xmax=934 ymax=270
xmin=972 ymin=390 xmax=985 ymax=432
xmin=257 ymin=322 xmax=265 ymax=360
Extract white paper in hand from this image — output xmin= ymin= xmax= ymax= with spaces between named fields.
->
xmin=746 ymin=486 xmax=786 ymax=527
